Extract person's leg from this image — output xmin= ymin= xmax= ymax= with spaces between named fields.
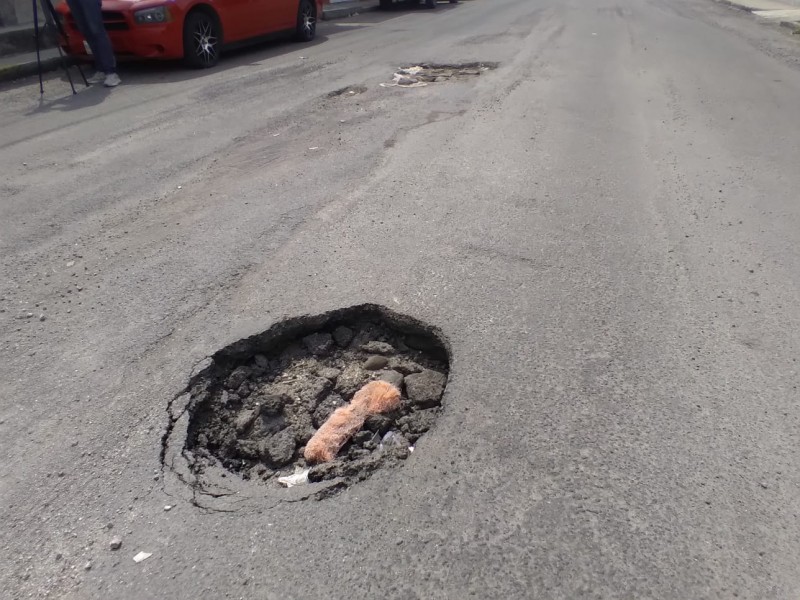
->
xmin=65 ymin=0 xmax=89 ymax=36
xmin=65 ymin=0 xmax=104 ymax=80
xmin=72 ymin=0 xmax=116 ymax=74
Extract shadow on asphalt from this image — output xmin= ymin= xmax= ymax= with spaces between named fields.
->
xmin=24 ymin=83 xmax=110 ymax=115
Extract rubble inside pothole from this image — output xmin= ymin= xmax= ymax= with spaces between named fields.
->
xmin=381 ymin=62 xmax=498 ymax=87
xmin=182 ymin=307 xmax=449 ymax=494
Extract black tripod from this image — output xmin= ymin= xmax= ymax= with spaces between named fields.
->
xmin=32 ymin=0 xmax=88 ymax=95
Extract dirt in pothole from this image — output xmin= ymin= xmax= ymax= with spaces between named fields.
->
xmin=402 ymin=62 xmax=498 ymax=81
xmin=383 ymin=62 xmax=499 ymax=87
xmin=185 ymin=311 xmax=449 ymax=490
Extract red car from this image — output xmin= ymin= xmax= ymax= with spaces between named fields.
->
xmin=56 ymin=0 xmax=324 ymax=68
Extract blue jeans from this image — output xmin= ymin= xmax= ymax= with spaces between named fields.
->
xmin=65 ymin=0 xmax=116 ymax=74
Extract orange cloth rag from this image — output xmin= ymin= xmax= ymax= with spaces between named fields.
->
xmin=304 ymin=380 xmax=401 ymax=463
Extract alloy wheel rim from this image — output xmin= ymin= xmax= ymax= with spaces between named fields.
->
xmin=194 ymin=19 xmax=218 ymax=64
xmin=302 ymin=6 xmax=315 ymax=36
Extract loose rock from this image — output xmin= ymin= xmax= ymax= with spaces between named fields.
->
xmin=226 ymin=366 xmax=251 ymax=390
xmin=302 ymin=332 xmax=334 ymax=356
xmin=397 ymin=409 xmax=438 ymax=436
xmin=235 ymin=409 xmax=258 ymax=434
xmin=265 ymin=427 xmax=297 ymax=467
xmin=317 ymin=367 xmax=341 ymax=381
xmin=110 ymin=537 xmax=122 ymax=550
xmin=364 ymin=355 xmax=389 ymax=371
xmin=360 ymin=341 xmax=395 ymax=355
xmin=387 ymin=357 xmax=425 ymax=375
xmin=335 ymin=363 xmax=370 ymax=398
xmin=333 ymin=326 xmax=354 ymax=347
xmin=404 ymin=370 xmax=447 ymax=408
xmin=296 ymin=376 xmax=332 ymax=407
xmin=377 ymin=369 xmax=404 ymax=390
xmin=313 ymin=393 xmax=343 ymax=428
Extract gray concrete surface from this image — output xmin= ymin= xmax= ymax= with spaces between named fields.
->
xmin=1 ymin=0 xmax=800 ymax=597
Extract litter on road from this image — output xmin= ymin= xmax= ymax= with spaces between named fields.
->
xmin=277 ymin=467 xmax=310 ymax=487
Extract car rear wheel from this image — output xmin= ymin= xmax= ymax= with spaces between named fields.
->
xmin=183 ymin=10 xmax=220 ymax=68
xmin=379 ymin=0 xmax=392 ymax=7
xmin=425 ymin=0 xmax=437 ymax=8
xmin=295 ymin=0 xmax=316 ymax=42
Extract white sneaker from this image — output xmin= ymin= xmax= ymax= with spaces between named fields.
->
xmin=103 ymin=73 xmax=121 ymax=88
xmin=87 ymin=71 xmax=106 ymax=84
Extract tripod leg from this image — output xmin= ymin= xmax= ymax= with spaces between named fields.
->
xmin=74 ymin=59 xmax=88 ymax=87
xmin=44 ymin=0 xmax=88 ymax=87
xmin=33 ymin=0 xmax=44 ymax=94
xmin=56 ymin=40 xmax=77 ymax=95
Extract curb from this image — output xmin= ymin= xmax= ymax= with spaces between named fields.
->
xmin=322 ymin=2 xmax=379 ymax=20
xmin=0 ymin=54 xmax=71 ymax=84
xmin=0 ymin=26 xmax=56 ymax=56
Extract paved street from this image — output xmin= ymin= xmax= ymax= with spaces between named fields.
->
xmin=2 ymin=0 xmax=800 ymax=597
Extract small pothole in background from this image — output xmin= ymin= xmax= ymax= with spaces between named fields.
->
xmin=382 ymin=62 xmax=499 ymax=87
xmin=182 ymin=305 xmax=449 ymax=497
xmin=327 ymin=85 xmax=368 ymax=98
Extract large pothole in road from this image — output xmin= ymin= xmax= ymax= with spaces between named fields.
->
xmin=382 ymin=62 xmax=498 ymax=87
xmin=178 ymin=305 xmax=449 ymax=501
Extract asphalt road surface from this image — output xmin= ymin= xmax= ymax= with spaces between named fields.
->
xmin=2 ymin=0 xmax=800 ymax=597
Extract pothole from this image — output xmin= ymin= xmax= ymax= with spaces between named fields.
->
xmin=382 ymin=62 xmax=498 ymax=87
xmin=327 ymin=85 xmax=368 ymax=98
xmin=171 ymin=305 xmax=450 ymax=503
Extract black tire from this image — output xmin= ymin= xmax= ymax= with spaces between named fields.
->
xmin=425 ymin=0 xmax=437 ymax=8
xmin=379 ymin=0 xmax=392 ymax=8
xmin=183 ymin=10 xmax=220 ymax=68
xmin=295 ymin=0 xmax=316 ymax=42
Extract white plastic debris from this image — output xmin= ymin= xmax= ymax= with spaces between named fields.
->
xmin=278 ymin=467 xmax=310 ymax=488
xmin=308 ymin=147 xmax=320 ymax=150
xmin=379 ymin=430 xmax=410 ymax=452
xmin=397 ymin=66 xmax=424 ymax=76
xmin=133 ymin=552 xmax=152 ymax=563
xmin=164 ymin=505 xmax=172 ymax=511
xmin=380 ymin=72 xmax=428 ymax=88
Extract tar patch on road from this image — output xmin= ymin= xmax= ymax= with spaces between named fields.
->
xmin=164 ymin=305 xmax=450 ymax=505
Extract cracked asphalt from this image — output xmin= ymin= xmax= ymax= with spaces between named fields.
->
xmin=1 ymin=0 xmax=800 ymax=597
